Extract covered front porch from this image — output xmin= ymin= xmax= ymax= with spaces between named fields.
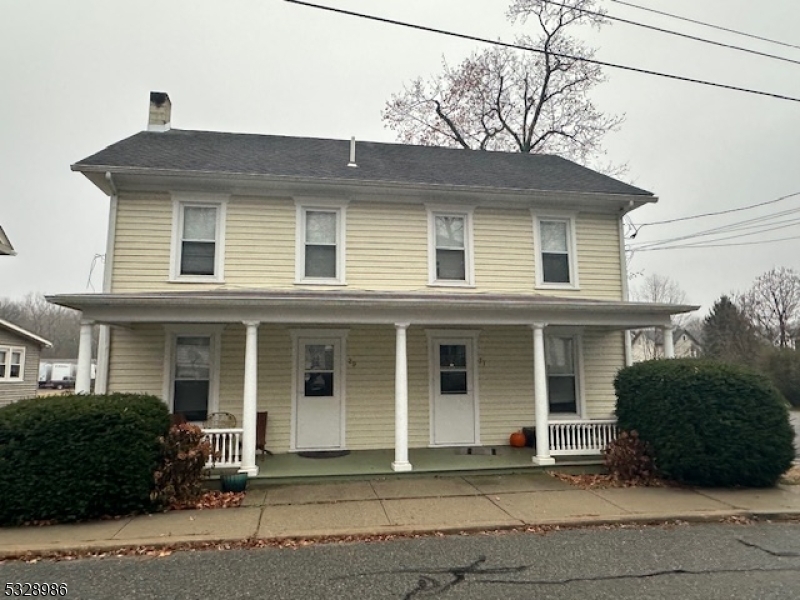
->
xmin=50 ymin=289 xmax=695 ymax=478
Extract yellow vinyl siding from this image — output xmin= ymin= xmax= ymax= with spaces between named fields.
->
xmin=582 ymin=329 xmax=625 ymax=418
xmin=575 ymin=214 xmax=623 ymax=300
xmin=111 ymin=193 xmax=172 ymax=292
xmin=107 ymin=325 xmax=165 ymax=396
xmin=224 ymin=197 xmax=295 ymax=287
xmin=111 ymin=194 xmax=625 ymax=299
xmin=473 ymin=209 xmax=536 ymax=294
xmin=347 ymin=203 xmax=428 ymax=290
xmin=476 ymin=326 xmax=535 ymax=445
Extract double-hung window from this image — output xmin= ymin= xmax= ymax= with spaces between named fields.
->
xmin=295 ymin=202 xmax=346 ymax=284
xmin=0 ymin=347 xmax=24 ymax=381
xmin=545 ymin=335 xmax=580 ymax=415
xmin=170 ymin=194 xmax=227 ymax=281
xmin=534 ymin=215 xmax=578 ymax=288
xmin=165 ymin=327 xmax=222 ymax=423
xmin=428 ymin=208 xmax=474 ymax=286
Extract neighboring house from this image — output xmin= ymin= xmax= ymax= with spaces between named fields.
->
xmin=1 ymin=226 xmax=52 ymax=406
xmin=49 ymin=92 xmax=695 ymax=475
xmin=0 ymin=319 xmax=52 ymax=407
xmin=631 ymin=327 xmax=703 ymax=362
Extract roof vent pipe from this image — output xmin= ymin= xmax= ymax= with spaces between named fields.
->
xmin=347 ymin=137 xmax=357 ymax=168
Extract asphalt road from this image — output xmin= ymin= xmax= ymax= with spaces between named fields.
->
xmin=2 ymin=522 xmax=799 ymax=599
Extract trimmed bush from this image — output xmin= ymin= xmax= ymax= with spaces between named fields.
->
xmin=0 ymin=393 xmax=170 ymax=525
xmin=614 ymin=359 xmax=795 ymax=487
xmin=151 ymin=424 xmax=212 ymax=509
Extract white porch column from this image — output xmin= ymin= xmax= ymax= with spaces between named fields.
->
xmin=239 ymin=321 xmax=260 ymax=476
xmin=624 ymin=330 xmax=633 ymax=367
xmin=662 ymin=325 xmax=675 ymax=359
xmin=531 ymin=323 xmax=555 ymax=466
xmin=75 ymin=320 xmax=94 ymax=394
xmin=392 ymin=322 xmax=413 ymax=472
xmin=95 ymin=326 xmax=110 ymax=394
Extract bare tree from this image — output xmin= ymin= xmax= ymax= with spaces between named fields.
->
xmin=737 ymin=267 xmax=800 ymax=348
xmin=382 ymin=0 xmax=623 ymax=171
xmin=0 ymin=293 xmax=83 ymax=358
xmin=630 ymin=273 xmax=690 ymax=360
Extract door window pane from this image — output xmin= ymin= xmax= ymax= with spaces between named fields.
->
xmin=304 ymin=344 xmax=335 ymax=397
xmin=439 ymin=345 xmax=467 ymax=368
xmin=440 ymin=371 xmax=467 ymax=394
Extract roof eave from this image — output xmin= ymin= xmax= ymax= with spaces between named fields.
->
xmin=0 ymin=318 xmax=53 ymax=348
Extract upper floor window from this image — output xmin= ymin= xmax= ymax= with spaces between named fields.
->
xmin=170 ymin=194 xmax=227 ymax=282
xmin=428 ymin=208 xmax=474 ymax=286
xmin=534 ymin=214 xmax=578 ymax=289
xmin=0 ymin=346 xmax=24 ymax=381
xmin=295 ymin=201 xmax=346 ymax=284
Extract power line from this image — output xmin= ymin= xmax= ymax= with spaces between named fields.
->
xmin=634 ymin=190 xmax=800 ymax=228
xmin=631 ymin=216 xmax=800 ymax=250
xmin=539 ymin=0 xmax=800 ymax=67
xmin=608 ymin=0 xmax=800 ymax=52
xmin=632 ymin=234 xmax=800 ymax=251
xmin=284 ymin=0 xmax=800 ymax=103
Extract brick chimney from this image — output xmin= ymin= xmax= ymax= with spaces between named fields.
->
xmin=148 ymin=92 xmax=171 ymax=132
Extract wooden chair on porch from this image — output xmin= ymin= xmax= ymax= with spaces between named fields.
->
xmin=256 ymin=411 xmax=272 ymax=456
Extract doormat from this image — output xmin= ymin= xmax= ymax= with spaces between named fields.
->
xmin=455 ymin=447 xmax=498 ymax=456
xmin=297 ymin=450 xmax=351 ymax=459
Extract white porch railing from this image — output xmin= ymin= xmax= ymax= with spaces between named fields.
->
xmin=203 ymin=428 xmax=243 ymax=468
xmin=549 ymin=420 xmax=618 ymax=456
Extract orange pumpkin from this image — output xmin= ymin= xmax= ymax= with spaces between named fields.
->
xmin=509 ymin=430 xmax=526 ymax=447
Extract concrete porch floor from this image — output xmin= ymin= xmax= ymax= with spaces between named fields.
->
xmin=217 ymin=446 xmax=603 ymax=483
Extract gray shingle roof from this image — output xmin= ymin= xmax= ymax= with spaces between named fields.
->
xmin=73 ymin=130 xmax=652 ymax=197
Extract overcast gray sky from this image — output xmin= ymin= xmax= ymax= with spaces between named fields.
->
xmin=1 ymin=0 xmax=798 ymax=316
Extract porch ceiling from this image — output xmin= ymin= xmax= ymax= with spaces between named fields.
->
xmin=47 ymin=290 xmax=697 ymax=329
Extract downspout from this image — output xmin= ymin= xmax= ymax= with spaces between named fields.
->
xmin=94 ymin=171 xmax=118 ymax=394
xmin=619 ymin=211 xmax=633 ymax=367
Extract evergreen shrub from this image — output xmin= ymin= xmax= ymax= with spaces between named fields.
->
xmin=0 ymin=393 xmax=170 ymax=525
xmin=614 ymin=359 xmax=795 ymax=487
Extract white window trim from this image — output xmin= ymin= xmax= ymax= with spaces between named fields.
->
xmin=169 ymin=193 xmax=228 ymax=283
xmin=532 ymin=211 xmax=580 ymax=290
xmin=426 ymin=205 xmax=476 ymax=287
xmin=544 ymin=330 xmax=586 ymax=419
xmin=162 ymin=325 xmax=224 ymax=423
xmin=294 ymin=199 xmax=347 ymax=285
xmin=289 ymin=329 xmax=349 ymax=451
xmin=0 ymin=346 xmax=25 ymax=381
xmin=425 ymin=329 xmax=481 ymax=446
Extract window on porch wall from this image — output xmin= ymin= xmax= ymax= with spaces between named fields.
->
xmin=0 ymin=347 xmax=24 ymax=380
xmin=545 ymin=336 xmax=577 ymax=414
xmin=173 ymin=336 xmax=211 ymax=422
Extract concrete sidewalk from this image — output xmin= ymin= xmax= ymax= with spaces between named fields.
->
xmin=2 ymin=472 xmax=800 ymax=558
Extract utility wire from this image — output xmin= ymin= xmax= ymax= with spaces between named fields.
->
xmin=632 ymin=234 xmax=800 ymax=251
xmin=539 ymin=0 xmax=800 ymax=67
xmin=629 ymin=206 xmax=800 ymax=249
xmin=608 ymin=0 xmax=800 ymax=52
xmin=284 ymin=0 xmax=800 ymax=103
xmin=634 ymin=190 xmax=800 ymax=229
xmin=631 ymin=216 xmax=800 ymax=250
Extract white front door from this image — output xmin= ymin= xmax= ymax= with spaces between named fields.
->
xmin=295 ymin=338 xmax=344 ymax=450
xmin=431 ymin=338 xmax=478 ymax=445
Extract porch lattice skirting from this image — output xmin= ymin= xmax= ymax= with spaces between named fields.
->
xmin=204 ymin=429 xmax=244 ymax=468
xmin=549 ymin=420 xmax=618 ymax=456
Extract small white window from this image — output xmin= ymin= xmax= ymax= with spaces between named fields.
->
xmin=534 ymin=214 xmax=578 ymax=288
xmin=170 ymin=195 xmax=227 ymax=281
xmin=295 ymin=202 xmax=346 ymax=284
xmin=428 ymin=208 xmax=474 ymax=286
xmin=0 ymin=346 xmax=25 ymax=381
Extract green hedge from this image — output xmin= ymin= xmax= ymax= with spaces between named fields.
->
xmin=0 ymin=393 xmax=170 ymax=525
xmin=761 ymin=348 xmax=800 ymax=408
xmin=614 ymin=359 xmax=795 ymax=487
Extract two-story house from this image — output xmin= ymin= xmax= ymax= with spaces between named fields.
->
xmin=49 ymin=93 xmax=694 ymax=476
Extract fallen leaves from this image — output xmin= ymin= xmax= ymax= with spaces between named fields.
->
xmin=549 ymin=471 xmax=669 ymax=489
